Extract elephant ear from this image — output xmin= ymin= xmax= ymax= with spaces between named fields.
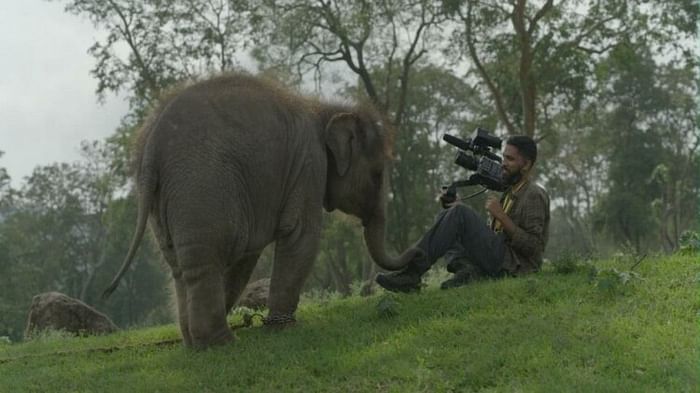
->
xmin=325 ymin=112 xmax=357 ymax=177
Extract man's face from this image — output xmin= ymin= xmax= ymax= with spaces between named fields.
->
xmin=501 ymin=144 xmax=531 ymax=185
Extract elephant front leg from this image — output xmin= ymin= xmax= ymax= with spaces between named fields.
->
xmin=178 ymin=244 xmax=233 ymax=348
xmin=224 ymin=251 xmax=262 ymax=314
xmin=266 ymin=225 xmax=321 ymax=327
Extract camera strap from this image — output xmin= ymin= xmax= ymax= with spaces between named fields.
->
xmin=492 ymin=179 xmax=527 ymax=232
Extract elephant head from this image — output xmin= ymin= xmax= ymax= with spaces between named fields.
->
xmin=323 ymin=107 xmax=417 ymax=271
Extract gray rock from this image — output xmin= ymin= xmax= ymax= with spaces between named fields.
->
xmin=25 ymin=292 xmax=119 ymax=338
xmin=236 ymin=278 xmax=270 ymax=310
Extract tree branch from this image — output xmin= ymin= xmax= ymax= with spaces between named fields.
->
xmin=528 ymin=0 xmax=554 ymax=36
xmin=394 ymin=3 xmax=441 ymax=126
xmin=106 ymin=0 xmax=159 ymax=99
xmin=511 ymin=0 xmax=537 ymax=136
xmin=380 ymin=0 xmax=399 ymax=112
xmin=458 ymin=3 xmax=517 ymax=134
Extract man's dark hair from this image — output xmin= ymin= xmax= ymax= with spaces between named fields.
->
xmin=506 ymin=135 xmax=537 ymax=164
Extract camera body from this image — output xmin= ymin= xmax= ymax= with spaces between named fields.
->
xmin=443 ymin=128 xmax=506 ymax=192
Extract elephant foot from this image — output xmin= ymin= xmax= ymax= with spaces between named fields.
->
xmin=263 ymin=313 xmax=296 ymax=330
xmin=188 ymin=327 xmax=234 ymax=350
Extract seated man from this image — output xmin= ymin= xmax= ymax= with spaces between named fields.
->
xmin=376 ymin=135 xmax=550 ymax=292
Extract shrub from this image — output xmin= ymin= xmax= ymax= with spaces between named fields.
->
xmin=678 ymin=230 xmax=699 ymax=255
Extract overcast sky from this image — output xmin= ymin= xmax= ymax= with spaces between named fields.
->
xmin=0 ymin=1 xmax=128 ymax=187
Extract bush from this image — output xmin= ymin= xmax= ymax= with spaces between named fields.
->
xmin=678 ymin=230 xmax=699 ymax=255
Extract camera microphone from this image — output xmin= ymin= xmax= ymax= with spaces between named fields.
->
xmin=443 ymin=134 xmax=472 ymax=151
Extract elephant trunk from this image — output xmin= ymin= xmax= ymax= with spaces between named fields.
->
xmin=363 ymin=212 xmax=419 ymax=271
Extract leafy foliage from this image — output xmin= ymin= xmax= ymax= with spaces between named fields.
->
xmin=590 ymin=266 xmax=644 ymax=295
xmin=678 ymin=230 xmax=700 ymax=255
xmin=0 ymin=142 xmax=170 ymax=340
xmin=57 ymin=0 xmax=254 ymax=110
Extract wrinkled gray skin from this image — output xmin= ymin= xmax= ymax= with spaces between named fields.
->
xmin=103 ymin=74 xmax=418 ymax=349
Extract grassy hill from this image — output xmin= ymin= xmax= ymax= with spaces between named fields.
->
xmin=1 ymin=255 xmax=698 ymax=392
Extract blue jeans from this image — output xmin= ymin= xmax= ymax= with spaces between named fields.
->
xmin=413 ymin=204 xmax=506 ymax=276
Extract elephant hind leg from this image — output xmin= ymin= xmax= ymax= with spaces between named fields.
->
xmin=150 ymin=220 xmax=194 ymax=347
xmin=164 ymin=247 xmax=195 ymax=347
xmin=225 ymin=251 xmax=262 ymax=314
xmin=177 ymin=243 xmax=233 ymax=349
xmin=171 ymin=269 xmax=193 ymax=347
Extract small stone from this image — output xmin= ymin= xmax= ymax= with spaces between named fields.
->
xmin=236 ymin=278 xmax=270 ymax=310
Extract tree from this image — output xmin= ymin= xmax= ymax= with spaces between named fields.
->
xmin=253 ymin=0 xmax=446 ymax=126
xmin=444 ymin=0 xmax=697 ymax=139
xmin=57 ymin=0 xmax=254 ymax=113
xmin=0 ymin=151 xmax=15 ymax=214
xmin=590 ymin=40 xmax=699 ymax=253
xmin=0 ymin=142 xmax=170 ymax=340
xmin=646 ymin=66 xmax=700 ymax=250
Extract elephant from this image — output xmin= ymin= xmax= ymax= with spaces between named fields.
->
xmin=103 ymin=73 xmax=418 ymax=349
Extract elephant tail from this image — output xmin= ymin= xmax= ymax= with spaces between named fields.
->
xmin=102 ymin=133 xmax=158 ymax=300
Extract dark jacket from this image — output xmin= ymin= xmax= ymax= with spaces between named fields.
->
xmin=499 ymin=179 xmax=550 ymax=274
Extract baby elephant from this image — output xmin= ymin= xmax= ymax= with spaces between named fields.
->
xmin=103 ymin=73 xmax=416 ymax=349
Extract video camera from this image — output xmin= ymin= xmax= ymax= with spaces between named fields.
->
xmin=442 ymin=128 xmax=506 ymax=201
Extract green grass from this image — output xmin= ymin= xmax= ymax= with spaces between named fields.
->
xmin=1 ymin=255 xmax=698 ymax=392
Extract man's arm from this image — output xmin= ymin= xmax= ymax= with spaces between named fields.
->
xmin=485 ymin=195 xmax=517 ymax=235
xmin=486 ymin=192 xmax=548 ymax=257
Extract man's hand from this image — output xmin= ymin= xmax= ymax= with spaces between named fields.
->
xmin=485 ymin=195 xmax=505 ymax=220
xmin=438 ymin=187 xmax=458 ymax=209
xmin=486 ymin=194 xmax=517 ymax=236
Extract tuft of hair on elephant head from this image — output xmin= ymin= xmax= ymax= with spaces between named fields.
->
xmin=101 ymin=73 xmax=417 ymax=349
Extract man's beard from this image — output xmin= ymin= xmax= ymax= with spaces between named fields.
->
xmin=502 ymin=169 xmax=522 ymax=186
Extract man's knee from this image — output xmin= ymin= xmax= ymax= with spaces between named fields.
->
xmin=447 ymin=204 xmax=477 ymax=219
